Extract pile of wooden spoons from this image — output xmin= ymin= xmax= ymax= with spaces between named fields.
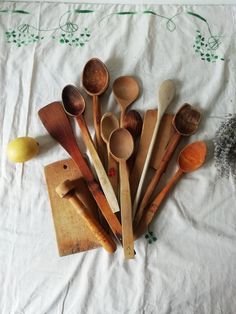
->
xmin=38 ymin=58 xmax=207 ymax=259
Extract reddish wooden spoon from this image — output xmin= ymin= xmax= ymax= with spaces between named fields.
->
xmin=134 ymin=141 xmax=207 ymax=239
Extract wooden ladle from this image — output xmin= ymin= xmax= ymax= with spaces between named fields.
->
xmin=134 ymin=141 xmax=207 ymax=239
xmin=133 ymin=103 xmax=201 ymax=227
xmin=38 ymin=102 xmax=122 ymax=242
xmin=112 ymin=76 xmax=139 ymax=127
xmin=109 ymin=128 xmax=135 ymax=259
xmin=132 ymin=80 xmax=176 ymax=216
xmin=62 ymin=85 xmax=120 ymax=215
xmin=82 ymin=58 xmax=109 ymax=162
xmin=100 ymin=112 xmax=119 ymax=197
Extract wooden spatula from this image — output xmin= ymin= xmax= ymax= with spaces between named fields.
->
xmin=38 ymin=101 xmax=122 ymax=243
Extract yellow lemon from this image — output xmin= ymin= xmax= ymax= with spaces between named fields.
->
xmin=7 ymin=137 xmax=39 ymax=163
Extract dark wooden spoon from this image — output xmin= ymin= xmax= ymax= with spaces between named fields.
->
xmin=134 ymin=103 xmax=201 ymax=227
xmin=82 ymin=58 xmax=109 ymax=162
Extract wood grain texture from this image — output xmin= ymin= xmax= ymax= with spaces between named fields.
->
xmin=44 ymin=158 xmax=101 ymax=256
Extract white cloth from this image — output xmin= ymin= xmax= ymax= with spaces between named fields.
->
xmin=1 ymin=2 xmax=236 ymax=314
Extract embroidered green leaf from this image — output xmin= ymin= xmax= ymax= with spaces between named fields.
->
xmin=0 ymin=9 xmax=9 ymax=13
xmin=74 ymin=9 xmax=94 ymax=13
xmin=116 ymin=12 xmax=137 ymax=15
xmin=12 ymin=10 xmax=30 ymax=14
xmin=187 ymin=11 xmax=207 ymax=22
xmin=143 ymin=10 xmax=157 ymax=15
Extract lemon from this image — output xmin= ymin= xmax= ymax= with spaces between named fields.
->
xmin=7 ymin=137 xmax=39 ymax=163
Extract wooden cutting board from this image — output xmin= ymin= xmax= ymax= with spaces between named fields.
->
xmin=44 ymin=158 xmax=101 ymax=256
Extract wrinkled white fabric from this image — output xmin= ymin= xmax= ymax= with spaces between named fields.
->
xmin=1 ymin=2 xmax=236 ymax=314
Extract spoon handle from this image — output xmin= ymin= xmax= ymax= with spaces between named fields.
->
xmin=132 ymin=112 xmax=164 ymax=215
xmin=119 ymin=160 xmax=135 ymax=259
xmin=107 ymin=152 xmax=119 ymax=199
xmin=134 ymin=168 xmax=183 ymax=239
xmin=93 ymin=95 xmax=106 ymax=164
xmin=76 ymin=115 xmax=120 ymax=214
xmin=133 ymin=132 xmax=181 ymax=227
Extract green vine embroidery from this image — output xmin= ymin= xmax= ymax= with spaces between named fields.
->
xmin=2 ymin=8 xmax=93 ymax=47
xmin=145 ymin=230 xmax=157 ymax=244
xmin=0 ymin=7 xmax=225 ymax=62
xmin=99 ymin=9 xmax=182 ymax=32
xmin=187 ymin=11 xmax=224 ymax=62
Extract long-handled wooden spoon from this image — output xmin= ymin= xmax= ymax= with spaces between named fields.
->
xmin=112 ymin=76 xmax=139 ymax=127
xmin=62 ymin=85 xmax=120 ymax=215
xmin=100 ymin=112 xmax=119 ymax=198
xmin=109 ymin=128 xmax=135 ymax=259
xmin=132 ymin=80 xmax=176 ymax=217
xmin=56 ymin=179 xmax=117 ymax=254
xmin=134 ymin=141 xmax=207 ymax=239
xmin=82 ymin=58 xmax=109 ymax=163
xmin=38 ymin=101 xmax=122 ymax=243
xmin=133 ymin=104 xmax=201 ymax=227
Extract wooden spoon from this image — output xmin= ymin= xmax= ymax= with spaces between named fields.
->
xmin=112 ymin=76 xmax=139 ymax=127
xmin=56 ymin=179 xmax=117 ymax=254
xmin=134 ymin=141 xmax=207 ymax=239
xmin=62 ymin=85 xmax=120 ymax=215
xmin=109 ymin=128 xmax=135 ymax=259
xmin=38 ymin=101 xmax=122 ymax=243
xmin=123 ymin=110 xmax=143 ymax=138
xmin=132 ymin=80 xmax=176 ymax=217
xmin=133 ymin=104 xmax=201 ymax=227
xmin=82 ymin=58 xmax=109 ymax=162
xmin=100 ymin=112 xmax=119 ymax=198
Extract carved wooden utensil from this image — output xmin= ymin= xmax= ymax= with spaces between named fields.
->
xmin=112 ymin=76 xmax=139 ymax=127
xmin=134 ymin=141 xmax=207 ymax=239
xmin=109 ymin=128 xmax=135 ymax=259
xmin=132 ymin=80 xmax=176 ymax=217
xmin=62 ymin=85 xmax=120 ymax=214
xmin=100 ymin=112 xmax=119 ymax=198
xmin=56 ymin=179 xmax=117 ymax=254
xmin=38 ymin=102 xmax=122 ymax=243
xmin=82 ymin=58 xmax=109 ymax=163
xmin=133 ymin=104 xmax=202 ymax=227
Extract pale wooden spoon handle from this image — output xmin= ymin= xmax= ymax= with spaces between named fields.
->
xmin=77 ymin=116 xmax=120 ymax=214
xmin=107 ymin=152 xmax=119 ymax=199
xmin=120 ymin=160 xmax=134 ymax=259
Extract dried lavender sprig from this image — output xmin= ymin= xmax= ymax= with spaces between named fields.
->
xmin=213 ymin=114 xmax=236 ymax=181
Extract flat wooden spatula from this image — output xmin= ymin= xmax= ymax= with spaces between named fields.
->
xmin=38 ymin=101 xmax=122 ymax=243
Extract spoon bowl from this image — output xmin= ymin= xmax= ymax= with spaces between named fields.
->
xmin=101 ymin=113 xmax=119 ymax=144
xmin=62 ymin=85 xmax=85 ymax=117
xmin=178 ymin=140 xmax=206 ymax=172
xmin=173 ymin=103 xmax=201 ymax=136
xmin=82 ymin=58 xmax=109 ymax=95
xmin=123 ymin=110 xmax=143 ymax=137
xmin=112 ymin=76 xmax=139 ymax=126
xmin=109 ymin=128 xmax=134 ymax=161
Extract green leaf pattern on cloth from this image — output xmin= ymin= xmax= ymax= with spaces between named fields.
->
xmin=0 ymin=7 xmax=224 ymax=63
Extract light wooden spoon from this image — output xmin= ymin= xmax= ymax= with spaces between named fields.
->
xmin=134 ymin=141 xmax=207 ymax=239
xmin=62 ymin=85 xmax=120 ymax=214
xmin=132 ymin=80 xmax=176 ymax=217
xmin=133 ymin=103 xmax=201 ymax=227
xmin=82 ymin=58 xmax=109 ymax=163
xmin=112 ymin=76 xmax=139 ymax=127
xmin=109 ymin=128 xmax=135 ymax=259
xmin=100 ymin=112 xmax=119 ymax=198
